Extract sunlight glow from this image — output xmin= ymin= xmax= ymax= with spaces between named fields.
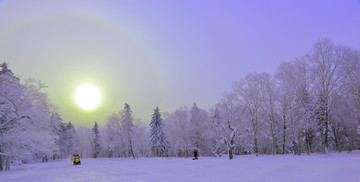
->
xmin=75 ymin=84 xmax=101 ymax=110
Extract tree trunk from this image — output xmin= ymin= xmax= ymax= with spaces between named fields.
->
xmin=297 ymin=135 xmax=302 ymax=155
xmin=270 ymin=122 xmax=277 ymax=155
xmin=305 ymin=133 xmax=311 ymax=155
xmin=229 ymin=149 xmax=234 ymax=160
xmin=331 ymin=125 xmax=340 ymax=152
xmin=5 ymin=156 xmax=10 ymax=171
xmin=229 ymin=132 xmax=235 ymax=160
xmin=324 ymin=110 xmax=329 ymax=153
xmin=0 ymin=155 xmax=4 ymax=172
xmin=252 ymin=115 xmax=259 ymax=155
xmin=129 ymin=138 xmax=135 ymax=159
xmin=254 ymin=131 xmax=259 ymax=154
xmin=282 ymin=103 xmax=287 ymax=154
xmin=109 ymin=149 xmax=113 ymax=158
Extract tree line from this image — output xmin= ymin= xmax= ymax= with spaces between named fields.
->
xmin=1 ymin=39 xmax=359 ymax=171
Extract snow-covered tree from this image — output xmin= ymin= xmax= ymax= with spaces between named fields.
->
xmin=92 ymin=122 xmax=101 ymax=158
xmin=307 ymin=39 xmax=355 ymax=153
xmin=209 ymin=107 xmax=226 ymax=157
xmin=149 ymin=107 xmax=167 ymax=157
xmin=132 ymin=120 xmax=151 ymax=157
xmin=188 ymin=103 xmax=210 ymax=156
xmin=313 ymin=93 xmax=329 ymax=153
xmin=233 ymin=73 xmax=266 ymax=154
xmin=76 ymin=127 xmax=93 ymax=158
xmin=257 ymin=73 xmax=281 ymax=155
xmin=103 ymin=112 xmax=126 ymax=158
xmin=163 ymin=107 xmax=191 ymax=157
xmin=0 ymin=62 xmax=61 ymax=170
xmin=214 ymin=93 xmax=243 ymax=159
xmin=297 ymin=88 xmax=316 ymax=155
xmin=276 ymin=59 xmax=316 ymax=155
xmin=121 ymin=103 xmax=136 ymax=159
xmin=57 ymin=122 xmax=79 ymax=157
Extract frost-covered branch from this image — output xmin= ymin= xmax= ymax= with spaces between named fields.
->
xmin=0 ymin=115 xmax=31 ymax=129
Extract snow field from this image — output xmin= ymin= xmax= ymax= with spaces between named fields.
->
xmin=1 ymin=152 xmax=360 ymax=182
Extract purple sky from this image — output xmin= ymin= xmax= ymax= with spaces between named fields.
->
xmin=0 ymin=0 xmax=359 ymax=126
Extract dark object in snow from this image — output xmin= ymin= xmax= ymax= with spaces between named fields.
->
xmin=42 ymin=155 xmax=48 ymax=163
xmin=193 ymin=150 xmax=198 ymax=160
xmin=72 ymin=154 xmax=81 ymax=165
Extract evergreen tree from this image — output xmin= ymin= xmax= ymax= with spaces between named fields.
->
xmin=0 ymin=62 xmax=13 ymax=75
xmin=189 ymin=103 xmax=202 ymax=150
xmin=314 ymin=93 xmax=329 ymax=153
xmin=300 ymin=89 xmax=316 ymax=155
xmin=189 ymin=103 xmax=208 ymax=155
xmin=57 ymin=122 xmax=79 ymax=157
xmin=149 ymin=107 xmax=167 ymax=157
xmin=92 ymin=122 xmax=101 ymax=158
xmin=51 ymin=112 xmax=63 ymax=160
xmin=121 ymin=103 xmax=135 ymax=159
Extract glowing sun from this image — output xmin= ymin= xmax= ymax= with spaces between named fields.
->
xmin=75 ymin=84 xmax=101 ymax=110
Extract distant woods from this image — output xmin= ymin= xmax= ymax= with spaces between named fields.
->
xmin=0 ymin=39 xmax=359 ymax=170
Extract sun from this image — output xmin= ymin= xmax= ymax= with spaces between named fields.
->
xmin=75 ymin=84 xmax=101 ymax=110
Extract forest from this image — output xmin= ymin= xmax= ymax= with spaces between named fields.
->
xmin=0 ymin=39 xmax=359 ymax=171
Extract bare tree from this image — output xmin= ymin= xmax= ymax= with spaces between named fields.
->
xmin=214 ymin=93 xmax=243 ymax=159
xmin=307 ymin=39 xmax=356 ymax=153
xmin=234 ymin=73 xmax=266 ymax=154
xmin=276 ymin=59 xmax=316 ymax=155
xmin=258 ymin=73 xmax=280 ymax=154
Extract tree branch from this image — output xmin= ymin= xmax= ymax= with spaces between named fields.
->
xmin=0 ymin=116 xmax=31 ymax=129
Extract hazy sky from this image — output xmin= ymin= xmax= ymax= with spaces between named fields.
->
xmin=0 ymin=0 xmax=359 ymax=126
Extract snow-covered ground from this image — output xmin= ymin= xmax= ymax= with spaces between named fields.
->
xmin=1 ymin=152 xmax=360 ymax=182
